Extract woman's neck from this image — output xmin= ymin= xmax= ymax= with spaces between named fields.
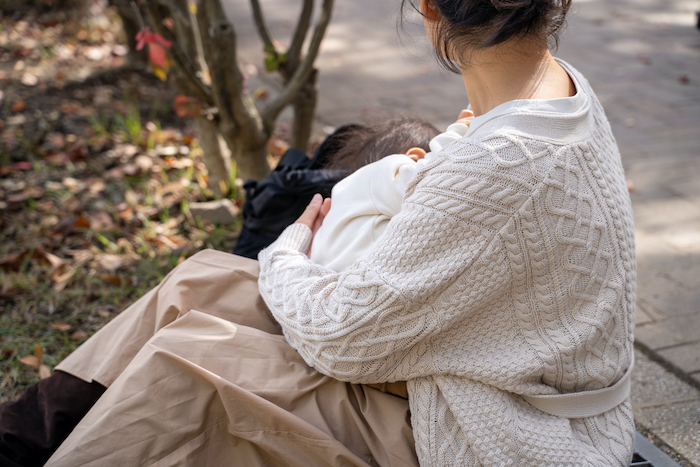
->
xmin=459 ymin=42 xmax=575 ymax=117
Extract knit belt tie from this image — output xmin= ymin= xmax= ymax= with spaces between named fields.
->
xmin=521 ymin=356 xmax=634 ymax=418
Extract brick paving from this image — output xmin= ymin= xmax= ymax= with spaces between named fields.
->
xmin=227 ymin=0 xmax=700 ymax=462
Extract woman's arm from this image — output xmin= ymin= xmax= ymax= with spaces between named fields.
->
xmin=258 ymin=168 xmax=516 ymax=384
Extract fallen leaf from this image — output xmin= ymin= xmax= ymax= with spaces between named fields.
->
xmin=21 ymin=72 xmax=38 ymax=86
xmin=13 ymin=161 xmax=32 ymax=170
xmin=678 ymin=74 xmax=690 ymax=84
xmin=70 ymin=331 xmax=88 ymax=341
xmin=6 ymin=192 xmax=29 ymax=203
xmin=50 ymin=322 xmax=72 ymax=332
xmin=62 ymin=176 xmax=86 ymax=193
xmin=50 ymin=215 xmax=79 ymax=237
xmin=0 ymin=286 xmax=28 ymax=299
xmin=34 ymin=344 xmax=43 ymax=359
xmin=118 ymin=207 xmax=134 ymax=223
xmin=134 ymin=155 xmax=153 ymax=172
xmin=174 ymin=95 xmax=202 ymax=118
xmin=84 ymin=46 xmax=104 ymax=61
xmin=11 ymin=99 xmax=26 ymax=113
xmin=104 ymin=167 xmax=124 ymax=180
xmin=65 ymin=249 xmax=93 ymax=263
xmin=46 ymin=152 xmax=70 ymax=166
xmin=88 ymin=211 xmax=114 ymax=230
xmin=122 ymin=163 xmax=139 ymax=176
xmin=19 ymin=355 xmax=40 ymax=367
xmin=97 ymin=310 xmax=111 ymax=318
xmin=52 ymin=263 xmax=75 ymax=291
xmin=39 ymin=364 xmax=52 ymax=379
xmin=46 ymin=132 xmax=65 ymax=150
xmin=87 ymin=178 xmax=106 ymax=194
xmin=0 ymin=248 xmax=43 ymax=272
xmin=59 ymin=100 xmax=85 ymax=114
xmin=43 ymin=252 xmax=64 ymax=269
xmin=112 ymin=44 xmax=128 ymax=56
xmin=72 ymin=216 xmax=90 ymax=229
xmin=100 ymin=273 xmax=122 ymax=286
xmin=96 ymin=254 xmax=123 ymax=272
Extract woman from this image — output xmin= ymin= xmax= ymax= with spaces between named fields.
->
xmin=1 ymin=0 xmax=637 ymax=465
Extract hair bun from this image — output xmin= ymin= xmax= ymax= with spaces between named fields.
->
xmin=400 ymin=0 xmax=571 ymax=73
xmin=489 ymin=0 xmax=540 ymax=13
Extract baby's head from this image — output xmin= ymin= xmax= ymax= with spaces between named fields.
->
xmin=324 ymin=117 xmax=440 ymax=172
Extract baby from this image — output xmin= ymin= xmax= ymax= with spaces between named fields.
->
xmin=311 ymin=110 xmax=474 ymax=272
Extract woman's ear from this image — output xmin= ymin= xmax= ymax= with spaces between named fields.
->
xmin=419 ymin=0 xmax=440 ymax=22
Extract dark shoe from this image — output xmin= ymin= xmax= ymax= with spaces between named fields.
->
xmin=0 ymin=370 xmax=105 ymax=467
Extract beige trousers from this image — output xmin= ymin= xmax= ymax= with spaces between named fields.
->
xmin=48 ymin=250 xmax=417 ymax=467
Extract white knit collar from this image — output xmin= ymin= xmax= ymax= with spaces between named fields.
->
xmin=464 ymin=58 xmax=588 ymax=139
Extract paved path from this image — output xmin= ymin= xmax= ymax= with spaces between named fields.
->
xmin=226 ymin=0 xmax=700 ymax=462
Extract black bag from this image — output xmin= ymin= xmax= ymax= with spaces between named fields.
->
xmin=233 ymin=125 xmax=363 ymax=259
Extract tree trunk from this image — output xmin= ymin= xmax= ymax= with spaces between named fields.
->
xmin=197 ymin=117 xmax=232 ymax=196
xmin=228 ymin=136 xmax=271 ymax=182
xmin=290 ymin=68 xmax=318 ymax=152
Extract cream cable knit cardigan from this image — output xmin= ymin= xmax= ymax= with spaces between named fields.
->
xmin=258 ymin=61 xmax=636 ymax=466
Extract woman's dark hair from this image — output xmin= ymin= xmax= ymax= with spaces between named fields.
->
xmin=401 ymin=0 xmax=571 ymax=73
xmin=324 ymin=118 xmax=440 ymax=172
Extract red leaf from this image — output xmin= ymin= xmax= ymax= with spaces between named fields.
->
xmin=155 ymin=34 xmax=172 ymax=48
xmin=136 ymin=27 xmax=172 ymax=52
xmin=148 ymin=43 xmax=168 ymax=68
xmin=135 ymin=28 xmax=147 ymax=50
xmin=13 ymin=161 xmax=32 ymax=171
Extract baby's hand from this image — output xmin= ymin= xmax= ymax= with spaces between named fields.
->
xmin=455 ymin=109 xmax=475 ymax=126
xmin=405 ymin=147 xmax=427 ymax=162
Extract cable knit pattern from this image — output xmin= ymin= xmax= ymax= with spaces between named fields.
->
xmin=258 ymin=61 xmax=636 ymax=466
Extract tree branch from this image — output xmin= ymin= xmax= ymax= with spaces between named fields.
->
xmin=249 ymin=0 xmax=274 ymax=51
xmin=142 ymin=2 xmax=214 ymax=105
xmin=287 ymin=0 xmax=313 ymax=68
xmin=197 ymin=0 xmax=264 ymax=138
xmin=262 ymin=0 xmax=333 ymax=126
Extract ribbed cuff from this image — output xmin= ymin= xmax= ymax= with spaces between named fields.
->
xmin=270 ymin=223 xmax=313 ymax=255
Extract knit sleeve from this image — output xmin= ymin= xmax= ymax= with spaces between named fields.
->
xmin=257 ymin=145 xmax=528 ymax=384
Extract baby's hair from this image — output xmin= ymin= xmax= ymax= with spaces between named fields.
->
xmin=325 ymin=117 xmax=440 ymax=172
